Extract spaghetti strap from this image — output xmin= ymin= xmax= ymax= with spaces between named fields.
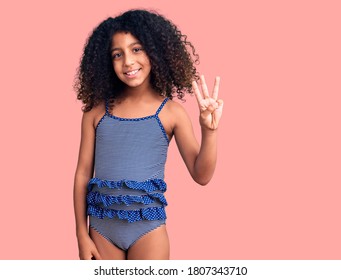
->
xmin=155 ymin=98 xmax=169 ymax=116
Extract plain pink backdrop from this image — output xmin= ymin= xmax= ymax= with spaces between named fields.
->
xmin=0 ymin=0 xmax=340 ymax=259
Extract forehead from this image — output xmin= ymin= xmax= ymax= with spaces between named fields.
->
xmin=111 ymin=31 xmax=140 ymax=47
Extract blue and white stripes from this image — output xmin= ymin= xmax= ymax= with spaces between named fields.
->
xmin=87 ymin=98 xmax=170 ymax=224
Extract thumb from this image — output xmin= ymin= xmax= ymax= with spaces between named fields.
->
xmin=201 ymin=105 xmax=216 ymax=118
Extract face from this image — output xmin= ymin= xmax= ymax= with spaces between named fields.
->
xmin=111 ymin=32 xmax=152 ymax=90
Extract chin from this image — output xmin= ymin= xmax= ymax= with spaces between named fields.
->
xmin=125 ymin=81 xmax=143 ymax=88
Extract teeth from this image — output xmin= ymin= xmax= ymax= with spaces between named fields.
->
xmin=126 ymin=69 xmax=139 ymax=75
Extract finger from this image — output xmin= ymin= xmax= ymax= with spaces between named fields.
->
xmin=200 ymin=75 xmax=210 ymax=99
xmin=214 ymin=99 xmax=223 ymax=111
xmin=92 ymin=250 xmax=102 ymax=260
xmin=217 ymin=99 xmax=224 ymax=112
xmin=201 ymin=107 xmax=215 ymax=119
xmin=212 ymin=76 xmax=220 ymax=100
xmin=192 ymin=80 xmax=203 ymax=104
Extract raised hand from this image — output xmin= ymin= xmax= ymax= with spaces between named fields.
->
xmin=192 ymin=75 xmax=223 ymax=130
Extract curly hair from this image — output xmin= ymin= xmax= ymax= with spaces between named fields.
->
xmin=73 ymin=9 xmax=200 ymax=112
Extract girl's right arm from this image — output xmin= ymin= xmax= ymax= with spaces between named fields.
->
xmin=73 ymin=109 xmax=102 ymax=260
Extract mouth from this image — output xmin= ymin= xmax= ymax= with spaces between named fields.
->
xmin=124 ymin=68 xmax=141 ymax=76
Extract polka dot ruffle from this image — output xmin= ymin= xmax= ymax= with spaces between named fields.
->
xmin=87 ymin=205 xmax=166 ymax=223
xmin=87 ymin=177 xmax=167 ymax=192
xmin=87 ymin=191 xmax=168 ymax=207
xmin=87 ymin=177 xmax=167 ymax=223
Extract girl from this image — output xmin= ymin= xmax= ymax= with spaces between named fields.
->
xmin=73 ymin=9 xmax=223 ymax=260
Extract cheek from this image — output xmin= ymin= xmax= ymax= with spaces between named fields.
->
xmin=143 ymin=56 xmax=152 ymax=71
xmin=112 ymin=62 xmax=121 ymax=75
xmin=112 ymin=63 xmax=125 ymax=83
xmin=141 ymin=53 xmax=151 ymax=66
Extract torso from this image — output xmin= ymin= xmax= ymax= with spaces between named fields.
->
xmin=92 ymin=97 xmax=176 ymax=142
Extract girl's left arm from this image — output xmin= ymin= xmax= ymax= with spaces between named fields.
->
xmin=173 ymin=75 xmax=223 ymax=185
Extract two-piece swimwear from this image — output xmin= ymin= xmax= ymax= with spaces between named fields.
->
xmin=87 ymin=98 xmax=169 ymax=251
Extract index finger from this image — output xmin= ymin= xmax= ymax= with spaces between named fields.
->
xmin=192 ymin=80 xmax=203 ymax=104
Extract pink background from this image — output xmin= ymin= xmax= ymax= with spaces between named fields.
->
xmin=0 ymin=0 xmax=340 ymax=259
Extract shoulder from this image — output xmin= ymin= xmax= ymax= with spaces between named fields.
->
xmin=161 ymin=99 xmax=192 ymax=131
xmin=164 ymin=99 xmax=188 ymax=117
xmin=81 ymin=100 xmax=106 ymax=129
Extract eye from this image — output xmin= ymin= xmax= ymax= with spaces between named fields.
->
xmin=112 ymin=53 xmax=121 ymax=60
xmin=133 ymin=47 xmax=143 ymax=53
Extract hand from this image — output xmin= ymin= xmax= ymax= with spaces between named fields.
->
xmin=78 ymin=235 xmax=102 ymax=260
xmin=192 ymin=75 xmax=223 ymax=130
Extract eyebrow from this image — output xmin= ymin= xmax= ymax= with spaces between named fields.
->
xmin=111 ymin=42 xmax=141 ymax=53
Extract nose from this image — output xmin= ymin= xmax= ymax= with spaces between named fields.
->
xmin=124 ymin=53 xmax=135 ymax=66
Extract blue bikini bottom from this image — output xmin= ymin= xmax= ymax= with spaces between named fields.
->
xmin=90 ymin=216 xmax=165 ymax=251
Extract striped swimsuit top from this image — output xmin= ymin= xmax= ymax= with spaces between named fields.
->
xmin=86 ymin=98 xmax=169 ymax=223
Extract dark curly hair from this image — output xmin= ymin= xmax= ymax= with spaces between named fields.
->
xmin=73 ymin=9 xmax=200 ymax=112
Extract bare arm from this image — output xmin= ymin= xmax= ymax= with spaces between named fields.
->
xmin=174 ymin=75 xmax=223 ymax=185
xmin=73 ymin=109 xmax=101 ymax=260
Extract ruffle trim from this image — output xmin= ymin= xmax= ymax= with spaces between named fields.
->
xmin=87 ymin=177 xmax=167 ymax=193
xmin=87 ymin=191 xmax=168 ymax=207
xmin=87 ymin=205 xmax=166 ymax=223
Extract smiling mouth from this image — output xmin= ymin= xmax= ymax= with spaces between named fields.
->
xmin=124 ymin=69 xmax=141 ymax=76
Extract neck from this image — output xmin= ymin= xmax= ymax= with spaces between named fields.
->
xmin=122 ymin=83 xmax=156 ymax=100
